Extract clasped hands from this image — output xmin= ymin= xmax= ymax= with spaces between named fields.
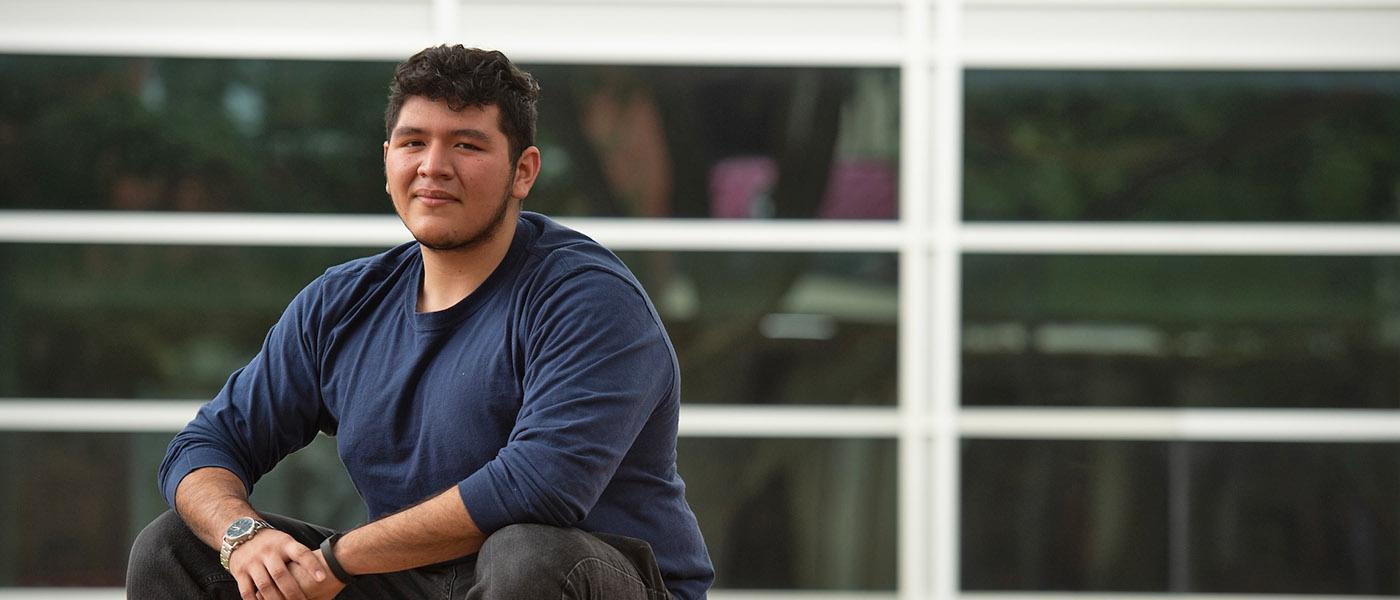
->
xmin=227 ymin=529 xmax=349 ymax=600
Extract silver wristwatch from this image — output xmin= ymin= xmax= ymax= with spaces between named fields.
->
xmin=219 ymin=516 xmax=272 ymax=571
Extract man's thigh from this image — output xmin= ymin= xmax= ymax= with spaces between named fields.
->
xmin=468 ymin=524 xmax=667 ymax=600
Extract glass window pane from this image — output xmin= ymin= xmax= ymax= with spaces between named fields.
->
xmin=0 ymin=432 xmax=357 ymax=587
xmin=963 ymin=254 xmax=1400 ymax=408
xmin=0 ymin=55 xmax=899 ymax=219
xmin=2 ymin=245 xmax=897 ymax=406
xmin=0 ymin=434 xmax=898 ymax=591
xmin=679 ymin=437 xmax=897 ymax=590
xmin=962 ymin=439 xmax=1400 ymax=594
xmin=964 ymin=70 xmax=1400 ymax=222
xmin=0 ymin=244 xmax=379 ymax=399
xmin=623 ymin=251 xmax=898 ymax=406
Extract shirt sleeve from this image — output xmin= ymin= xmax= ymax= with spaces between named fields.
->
xmin=457 ymin=267 xmax=676 ymax=533
xmin=157 ymin=277 xmax=333 ymax=508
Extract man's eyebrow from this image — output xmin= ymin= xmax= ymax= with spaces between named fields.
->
xmin=390 ymin=126 xmax=492 ymax=142
xmin=451 ymin=128 xmax=492 ymax=141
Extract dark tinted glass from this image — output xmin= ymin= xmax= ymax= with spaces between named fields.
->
xmin=679 ymin=437 xmax=897 ymax=590
xmin=621 ymin=251 xmax=898 ymax=406
xmin=0 ymin=55 xmax=899 ymax=219
xmin=0 ymin=432 xmax=896 ymax=591
xmin=962 ymin=440 xmax=1399 ymax=594
xmin=0 ymin=432 xmax=358 ymax=586
xmin=962 ymin=254 xmax=1400 ymax=408
xmin=1 ymin=245 xmax=896 ymax=405
xmin=964 ymin=70 xmax=1400 ymax=222
xmin=0 ymin=244 xmax=381 ymax=399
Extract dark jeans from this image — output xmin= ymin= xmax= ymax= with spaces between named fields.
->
xmin=126 ymin=510 xmax=670 ymax=600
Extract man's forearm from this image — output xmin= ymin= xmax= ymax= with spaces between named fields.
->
xmin=173 ymin=466 xmax=259 ymax=550
xmin=334 ymin=486 xmax=486 ymax=575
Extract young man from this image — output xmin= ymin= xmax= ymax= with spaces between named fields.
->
xmin=126 ymin=45 xmax=714 ymax=600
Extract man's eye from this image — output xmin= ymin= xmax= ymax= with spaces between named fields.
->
xmin=456 ymin=143 xmax=480 ymax=150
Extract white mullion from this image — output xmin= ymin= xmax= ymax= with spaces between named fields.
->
xmin=929 ymin=0 xmax=964 ymax=599
xmin=897 ymin=0 xmax=935 ymax=598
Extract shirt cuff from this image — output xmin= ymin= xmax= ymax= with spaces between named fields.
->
xmin=457 ymin=466 xmax=513 ymax=535
xmin=159 ymin=446 xmax=252 ymax=508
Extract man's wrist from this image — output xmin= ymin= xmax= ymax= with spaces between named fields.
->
xmin=219 ymin=516 xmax=272 ymax=571
xmin=319 ymin=532 xmax=356 ymax=583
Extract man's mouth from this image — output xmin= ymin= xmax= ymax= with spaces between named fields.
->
xmin=413 ymin=189 xmax=459 ymax=207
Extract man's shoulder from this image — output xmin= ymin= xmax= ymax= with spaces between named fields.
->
xmin=518 ymin=211 xmax=631 ymax=281
xmin=322 ymin=241 xmax=418 ymax=282
xmin=296 ymin=241 xmax=417 ymax=313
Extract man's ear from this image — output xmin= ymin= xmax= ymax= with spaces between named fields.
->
xmin=511 ymin=146 xmax=542 ymax=201
xmin=383 ymin=141 xmax=390 ymax=194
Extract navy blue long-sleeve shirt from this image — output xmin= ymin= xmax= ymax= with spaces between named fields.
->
xmin=158 ymin=212 xmax=714 ymax=599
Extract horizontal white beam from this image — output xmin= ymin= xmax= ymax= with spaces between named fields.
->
xmin=962 ymin=3 xmax=1400 ymax=69
xmin=961 ymin=408 xmax=1400 ymax=442
xmin=0 ymin=591 xmax=901 ymax=600
xmin=679 ymin=405 xmax=902 ymax=437
xmin=0 ymin=211 xmax=902 ymax=252
xmin=960 ymin=223 xmax=1400 ymax=255
xmin=0 ymin=211 xmax=410 ymax=247
xmin=966 ymin=595 xmax=1400 ymax=600
xmin=3 ymin=400 xmax=1398 ymax=442
xmin=2 ymin=590 xmax=1394 ymax=600
xmin=0 ymin=399 xmax=903 ymax=437
xmin=0 ymin=400 xmax=203 ymax=432
xmin=15 ymin=212 xmax=1400 ymax=255
xmin=967 ymin=0 xmax=1400 ymax=7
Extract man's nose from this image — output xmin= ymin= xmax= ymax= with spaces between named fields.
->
xmin=417 ymin=145 xmax=453 ymax=179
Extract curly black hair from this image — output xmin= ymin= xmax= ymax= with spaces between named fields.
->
xmin=384 ymin=45 xmax=540 ymax=161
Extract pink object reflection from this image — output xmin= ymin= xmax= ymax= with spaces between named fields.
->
xmin=708 ymin=156 xmax=897 ymax=219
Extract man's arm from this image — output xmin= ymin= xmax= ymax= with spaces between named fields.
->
xmin=175 ymin=467 xmax=329 ymax=600
xmin=329 ymin=486 xmax=485 ymax=575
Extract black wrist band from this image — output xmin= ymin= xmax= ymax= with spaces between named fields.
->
xmin=319 ymin=532 xmax=356 ymax=583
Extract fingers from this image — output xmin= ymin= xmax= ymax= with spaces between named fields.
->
xmin=287 ymin=542 xmax=328 ymax=583
xmin=263 ymin=554 xmax=307 ymax=600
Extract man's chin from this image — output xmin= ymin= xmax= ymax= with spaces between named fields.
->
xmin=413 ymin=230 xmax=493 ymax=253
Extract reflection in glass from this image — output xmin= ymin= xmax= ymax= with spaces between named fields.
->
xmin=962 ymin=254 xmax=1400 ymax=408
xmin=962 ymin=439 xmax=1399 ymax=594
xmin=0 ymin=55 xmax=899 ymax=219
xmin=0 ymin=432 xmax=357 ymax=587
xmin=0 ymin=433 xmax=898 ymax=591
xmin=679 ymin=437 xmax=897 ymax=590
xmin=964 ymin=70 xmax=1400 ymax=221
xmin=623 ymin=251 xmax=898 ymax=405
xmin=0 ymin=245 xmax=897 ymax=406
xmin=0 ymin=244 xmax=381 ymax=399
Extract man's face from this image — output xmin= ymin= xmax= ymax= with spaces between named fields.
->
xmin=384 ymin=96 xmax=537 ymax=252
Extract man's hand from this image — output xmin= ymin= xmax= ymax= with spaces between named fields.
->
xmin=286 ymin=550 xmax=349 ymax=600
xmin=227 ymin=529 xmax=327 ymax=600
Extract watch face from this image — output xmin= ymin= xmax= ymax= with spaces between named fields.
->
xmin=227 ymin=517 xmax=255 ymax=538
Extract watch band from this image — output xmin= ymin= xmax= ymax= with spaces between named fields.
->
xmin=219 ymin=518 xmax=272 ymax=572
xmin=319 ymin=532 xmax=356 ymax=583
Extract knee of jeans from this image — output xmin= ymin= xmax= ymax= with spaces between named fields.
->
xmin=129 ymin=510 xmax=187 ymax=566
xmin=478 ymin=524 xmax=597 ymax=581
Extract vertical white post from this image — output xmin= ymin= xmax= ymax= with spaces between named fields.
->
xmin=899 ymin=0 xmax=934 ymax=598
xmin=930 ymin=0 xmax=964 ymax=598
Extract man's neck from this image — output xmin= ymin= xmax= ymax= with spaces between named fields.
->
xmin=416 ymin=220 xmax=518 ymax=314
